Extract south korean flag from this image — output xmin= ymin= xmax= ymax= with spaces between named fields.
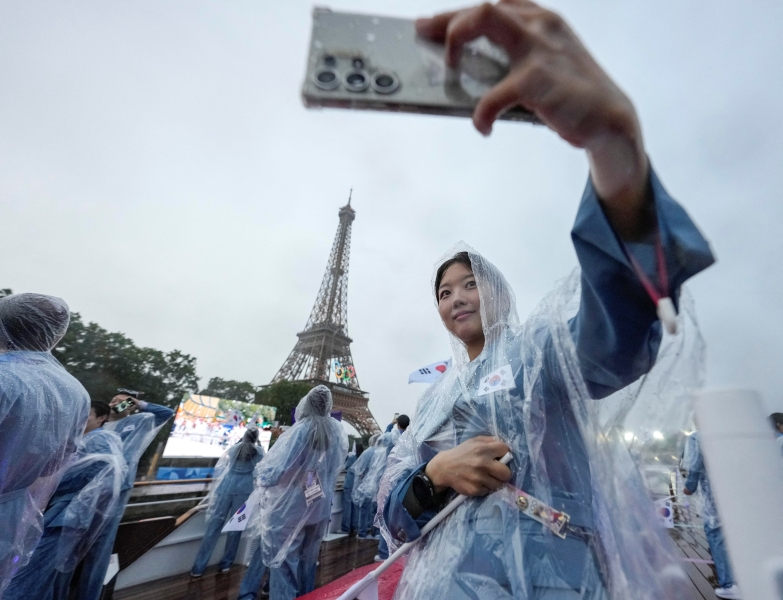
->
xmin=408 ymin=359 xmax=451 ymax=384
xmin=222 ymin=501 xmax=255 ymax=532
xmin=477 ymin=364 xmax=516 ymax=397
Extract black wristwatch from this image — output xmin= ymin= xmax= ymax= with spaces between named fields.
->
xmin=412 ymin=469 xmax=440 ymax=510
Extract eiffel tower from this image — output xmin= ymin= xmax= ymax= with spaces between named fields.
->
xmin=271 ymin=193 xmax=380 ymax=437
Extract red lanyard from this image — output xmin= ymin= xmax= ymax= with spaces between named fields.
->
xmin=622 ymin=231 xmax=678 ymax=335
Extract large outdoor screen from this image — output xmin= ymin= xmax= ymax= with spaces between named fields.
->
xmin=159 ymin=393 xmax=277 ymax=476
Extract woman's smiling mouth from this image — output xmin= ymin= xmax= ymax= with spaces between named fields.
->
xmin=453 ymin=310 xmax=474 ymax=322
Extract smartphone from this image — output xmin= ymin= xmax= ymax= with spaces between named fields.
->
xmin=301 ymin=8 xmax=539 ymax=123
xmin=113 ymin=399 xmax=133 ymax=414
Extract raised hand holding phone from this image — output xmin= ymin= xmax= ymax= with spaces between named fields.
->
xmin=416 ymin=0 xmax=652 ymax=240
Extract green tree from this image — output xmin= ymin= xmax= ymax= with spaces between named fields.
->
xmin=255 ymin=380 xmax=314 ymax=426
xmin=52 ymin=312 xmax=199 ymax=409
xmin=0 ymin=288 xmax=12 ymax=299
xmin=200 ymin=377 xmax=258 ymax=403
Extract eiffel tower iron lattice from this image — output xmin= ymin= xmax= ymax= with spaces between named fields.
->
xmin=271 ymin=194 xmax=381 ymax=437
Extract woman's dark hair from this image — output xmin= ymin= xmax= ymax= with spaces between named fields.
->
xmin=236 ymin=428 xmax=260 ymax=462
xmin=91 ymin=400 xmax=111 ymax=420
xmin=355 ymin=441 xmax=364 ymax=458
xmin=434 ymin=252 xmax=472 ymax=298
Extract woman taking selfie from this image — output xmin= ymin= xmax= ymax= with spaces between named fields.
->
xmin=377 ymin=1 xmax=715 ymax=599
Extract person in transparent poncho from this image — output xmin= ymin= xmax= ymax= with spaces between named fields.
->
xmin=683 ymin=433 xmax=740 ymax=599
xmin=191 ymin=428 xmax=265 ymax=577
xmin=340 ymin=441 xmax=364 ymax=534
xmin=238 ymin=386 xmax=347 ymax=600
xmin=0 ymin=293 xmax=90 ymax=595
xmin=72 ymin=391 xmax=175 ymax=600
xmin=374 ymin=3 xmax=717 ymax=597
xmin=349 ymin=433 xmax=391 ymax=538
xmin=5 ymin=402 xmax=127 ymax=600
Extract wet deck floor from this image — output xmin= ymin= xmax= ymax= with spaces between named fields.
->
xmin=114 ymin=526 xmax=719 ymax=600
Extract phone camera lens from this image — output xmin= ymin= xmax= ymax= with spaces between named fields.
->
xmin=313 ymin=68 xmax=340 ymax=91
xmin=323 ymin=54 xmax=336 ymax=67
xmin=352 ymin=58 xmax=364 ymax=69
xmin=371 ymin=71 xmax=399 ymax=94
xmin=343 ymin=69 xmax=370 ymax=92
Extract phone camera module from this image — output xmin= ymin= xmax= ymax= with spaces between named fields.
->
xmin=343 ymin=69 xmax=370 ymax=92
xmin=371 ymin=71 xmax=399 ymax=94
xmin=313 ymin=68 xmax=340 ymax=91
xmin=352 ymin=58 xmax=364 ymax=69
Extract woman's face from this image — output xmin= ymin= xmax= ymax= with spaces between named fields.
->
xmin=437 ymin=263 xmax=484 ymax=347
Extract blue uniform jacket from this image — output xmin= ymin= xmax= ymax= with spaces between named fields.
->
xmin=216 ymin=444 xmax=265 ymax=497
xmin=45 ymin=429 xmax=125 ymax=529
xmin=113 ymin=402 xmax=174 ymax=491
xmin=343 ymin=454 xmax=358 ymax=491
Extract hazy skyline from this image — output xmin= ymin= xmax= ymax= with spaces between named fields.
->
xmin=3 ymin=0 xmax=783 ymax=431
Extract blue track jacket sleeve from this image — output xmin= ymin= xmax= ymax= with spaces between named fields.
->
xmin=139 ymin=401 xmax=175 ymax=426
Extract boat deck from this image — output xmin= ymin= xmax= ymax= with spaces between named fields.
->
xmin=114 ymin=526 xmax=720 ymax=600
xmin=669 ymin=524 xmax=721 ymax=599
xmin=114 ymin=567 xmax=248 ymax=600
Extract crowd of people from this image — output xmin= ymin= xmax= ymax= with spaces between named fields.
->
xmin=5 ymin=0 xmax=783 ymax=599
xmin=173 ymin=416 xmax=246 ymax=447
xmin=0 ymin=283 xmax=769 ymax=600
xmin=0 ymin=292 xmax=176 ymax=599
xmin=0 ymin=288 xmax=405 ymax=600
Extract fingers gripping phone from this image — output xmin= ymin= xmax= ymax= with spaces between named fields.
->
xmin=301 ymin=8 xmax=539 ymax=123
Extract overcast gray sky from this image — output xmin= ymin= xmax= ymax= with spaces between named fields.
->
xmin=2 ymin=0 xmax=783 ymax=429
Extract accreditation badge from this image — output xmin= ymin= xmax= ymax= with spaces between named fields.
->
xmin=506 ymin=485 xmax=570 ymax=539
xmin=304 ymin=470 xmax=326 ymax=506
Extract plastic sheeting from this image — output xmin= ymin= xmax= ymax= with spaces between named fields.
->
xmin=245 ymin=386 xmax=347 ymax=568
xmin=682 ymin=432 xmax=718 ymax=529
xmin=54 ymin=429 xmax=126 ymax=570
xmin=0 ymin=293 xmax=70 ymax=352
xmin=0 ymin=314 xmax=90 ymax=595
xmin=5 ymin=429 xmax=127 ymax=599
xmin=202 ymin=429 xmax=265 ymax=520
xmin=351 ymin=433 xmax=395 ymax=505
xmin=377 ymin=243 xmax=703 ymax=600
xmin=104 ymin=405 xmax=172 ymax=491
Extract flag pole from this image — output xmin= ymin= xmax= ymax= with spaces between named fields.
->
xmin=336 ymin=452 xmax=513 ymax=600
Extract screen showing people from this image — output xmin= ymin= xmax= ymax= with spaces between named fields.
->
xmin=164 ymin=393 xmax=277 ymax=460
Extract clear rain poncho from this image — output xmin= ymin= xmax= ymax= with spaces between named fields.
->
xmin=104 ymin=405 xmax=173 ymax=492
xmin=4 ymin=429 xmax=127 ymax=600
xmin=51 ymin=429 xmax=126 ymax=570
xmin=377 ymin=243 xmax=705 ymax=600
xmin=202 ymin=428 xmax=265 ymax=520
xmin=352 ymin=432 xmax=396 ymax=505
xmin=0 ymin=293 xmax=70 ymax=353
xmin=245 ymin=386 xmax=347 ymax=568
xmin=0 ymin=293 xmax=90 ymax=593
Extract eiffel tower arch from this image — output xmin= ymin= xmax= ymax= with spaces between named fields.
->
xmin=271 ymin=194 xmax=381 ymax=438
